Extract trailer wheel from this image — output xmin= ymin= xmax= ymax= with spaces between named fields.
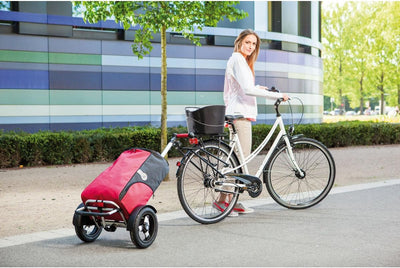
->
xmin=128 ymin=206 xmax=158 ymax=248
xmin=73 ymin=203 xmax=102 ymax=243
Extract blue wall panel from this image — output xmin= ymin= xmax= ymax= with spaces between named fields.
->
xmin=168 ymin=74 xmax=196 ymax=91
xmin=102 ymin=72 xmax=150 ymax=91
xmin=0 ymin=70 xmax=49 ymax=89
xmin=196 ymin=75 xmax=225 ymax=92
xmin=149 ymin=73 xmax=197 ymax=91
xmin=49 ymin=71 xmax=102 ymax=90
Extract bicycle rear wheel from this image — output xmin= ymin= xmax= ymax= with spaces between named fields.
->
xmin=177 ymin=139 xmax=241 ymax=224
xmin=264 ymin=137 xmax=335 ymax=209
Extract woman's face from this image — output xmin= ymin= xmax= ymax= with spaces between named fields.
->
xmin=240 ymin=34 xmax=257 ymax=57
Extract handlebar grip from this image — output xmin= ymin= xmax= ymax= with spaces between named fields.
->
xmin=176 ymin=133 xmax=189 ymax=138
xmin=268 ymin=86 xmax=280 ymax=93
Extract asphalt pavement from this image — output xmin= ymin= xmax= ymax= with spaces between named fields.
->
xmin=1 ymin=179 xmax=399 ymax=267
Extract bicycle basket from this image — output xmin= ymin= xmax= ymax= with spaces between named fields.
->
xmin=185 ymin=105 xmax=226 ymax=135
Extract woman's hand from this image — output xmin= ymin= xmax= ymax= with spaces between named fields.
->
xmin=259 ymin=85 xmax=289 ymax=101
xmin=282 ymin=93 xmax=290 ymax=101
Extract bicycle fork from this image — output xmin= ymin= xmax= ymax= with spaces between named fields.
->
xmin=282 ymin=135 xmax=305 ymax=178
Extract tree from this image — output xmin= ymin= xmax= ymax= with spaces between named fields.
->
xmin=322 ymin=2 xmax=353 ymax=112
xmin=345 ymin=2 xmax=376 ymax=113
xmin=322 ymin=1 xmax=400 ymax=113
xmin=75 ymin=1 xmax=247 ymax=163
xmin=386 ymin=1 xmax=400 ymax=108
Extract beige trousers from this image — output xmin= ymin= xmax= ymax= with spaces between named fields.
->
xmin=230 ymin=118 xmax=252 ymax=158
xmin=219 ymin=118 xmax=252 ymax=204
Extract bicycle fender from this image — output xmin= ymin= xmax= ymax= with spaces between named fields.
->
xmin=291 ymin=134 xmax=304 ymax=140
xmin=277 ymin=134 xmax=305 ymax=149
xmin=175 ymin=151 xmax=192 ymax=177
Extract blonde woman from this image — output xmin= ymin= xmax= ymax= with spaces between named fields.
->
xmin=216 ymin=29 xmax=289 ymax=216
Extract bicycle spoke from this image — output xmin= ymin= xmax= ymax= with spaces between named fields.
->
xmin=177 ymin=140 xmax=241 ymax=224
xmin=265 ymin=138 xmax=335 ymax=209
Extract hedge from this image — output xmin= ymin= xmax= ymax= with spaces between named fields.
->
xmin=1 ymin=121 xmax=399 ymax=168
xmin=252 ymin=121 xmax=400 ymax=150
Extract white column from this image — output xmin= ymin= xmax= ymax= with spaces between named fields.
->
xmin=254 ymin=1 xmax=268 ymax=32
xmin=281 ymin=1 xmax=298 ymax=52
xmin=311 ymin=1 xmax=320 ymax=56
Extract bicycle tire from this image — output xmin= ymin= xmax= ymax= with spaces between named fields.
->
xmin=264 ymin=137 xmax=336 ymax=209
xmin=177 ymin=139 xmax=241 ymax=224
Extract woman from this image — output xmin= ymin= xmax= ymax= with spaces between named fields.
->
xmin=216 ymin=29 xmax=289 ymax=216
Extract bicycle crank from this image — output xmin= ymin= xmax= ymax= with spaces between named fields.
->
xmin=225 ymin=173 xmax=262 ymax=198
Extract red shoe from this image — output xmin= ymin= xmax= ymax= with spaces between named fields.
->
xmin=232 ymin=202 xmax=254 ymax=214
xmin=212 ymin=202 xmax=239 ymax=217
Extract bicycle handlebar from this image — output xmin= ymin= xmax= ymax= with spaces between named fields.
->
xmin=269 ymin=86 xmax=292 ymax=116
xmin=268 ymin=86 xmax=280 ymax=93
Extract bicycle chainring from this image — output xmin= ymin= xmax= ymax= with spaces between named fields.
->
xmin=247 ymin=181 xmax=262 ymax=198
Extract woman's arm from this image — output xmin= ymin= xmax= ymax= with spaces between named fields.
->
xmin=231 ymin=53 xmax=284 ymax=100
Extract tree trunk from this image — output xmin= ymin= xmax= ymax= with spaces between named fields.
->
xmin=397 ymin=83 xmax=400 ymax=105
xmin=339 ymin=88 xmax=344 ymax=114
xmin=359 ymin=75 xmax=364 ymax=114
xmin=160 ymin=25 xmax=169 ymax=181
xmin=338 ymin=60 xmax=344 ymax=114
xmin=379 ymin=72 xmax=385 ymax=115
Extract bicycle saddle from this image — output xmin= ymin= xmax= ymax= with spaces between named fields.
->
xmin=225 ymin=115 xmax=244 ymax=123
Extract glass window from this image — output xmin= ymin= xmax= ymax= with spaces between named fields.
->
xmin=298 ymin=1 xmax=311 ymax=38
xmin=269 ymin=1 xmax=281 ymax=33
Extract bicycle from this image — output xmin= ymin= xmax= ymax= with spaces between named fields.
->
xmin=162 ymin=96 xmax=336 ymax=224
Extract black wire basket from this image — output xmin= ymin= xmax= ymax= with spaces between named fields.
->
xmin=185 ymin=105 xmax=226 ymax=135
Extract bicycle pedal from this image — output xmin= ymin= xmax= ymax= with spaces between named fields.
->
xmin=226 ymin=173 xmax=262 ymax=198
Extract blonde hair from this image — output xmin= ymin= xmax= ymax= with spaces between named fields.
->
xmin=234 ymin=29 xmax=260 ymax=75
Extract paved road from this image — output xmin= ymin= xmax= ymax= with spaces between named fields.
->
xmin=1 ymin=180 xmax=399 ymax=267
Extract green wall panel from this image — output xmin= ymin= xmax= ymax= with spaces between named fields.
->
xmin=0 ymin=51 xmax=101 ymax=65
xmin=195 ymin=92 xmax=223 ymax=105
xmin=103 ymin=91 xmax=150 ymax=105
xmin=50 ymin=90 xmax=102 ymax=105
xmin=49 ymin=53 xmax=101 ymax=65
xmin=0 ymin=50 xmax=48 ymax=64
xmin=0 ymin=89 xmax=49 ymax=105
xmin=149 ymin=91 xmax=197 ymax=105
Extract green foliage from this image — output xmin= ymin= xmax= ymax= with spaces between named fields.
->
xmin=322 ymin=2 xmax=400 ymax=112
xmin=0 ymin=133 xmax=22 ymax=168
xmin=1 ymin=123 xmax=399 ymax=168
xmin=252 ymin=124 xmax=274 ymax=151
xmin=0 ymin=1 xmax=10 ymax=11
xmin=72 ymin=134 xmax=92 ymax=163
xmin=74 ymin=1 xmax=247 ymax=59
xmin=293 ymin=121 xmax=400 ymax=147
xmin=41 ymin=132 xmax=74 ymax=165
xmin=252 ymin=121 xmax=400 ymax=152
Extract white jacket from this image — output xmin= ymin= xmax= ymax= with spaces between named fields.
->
xmin=223 ymin=52 xmax=283 ymax=120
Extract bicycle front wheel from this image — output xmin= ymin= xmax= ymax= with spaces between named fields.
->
xmin=177 ymin=140 xmax=241 ymax=224
xmin=264 ymin=137 xmax=336 ymax=209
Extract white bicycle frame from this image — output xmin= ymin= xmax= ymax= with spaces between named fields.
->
xmin=223 ymin=115 xmax=304 ymax=178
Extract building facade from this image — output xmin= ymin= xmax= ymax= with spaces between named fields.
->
xmin=0 ymin=1 xmax=323 ymax=132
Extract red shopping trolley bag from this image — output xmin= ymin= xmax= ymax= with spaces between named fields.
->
xmin=81 ymin=148 xmax=169 ymax=217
